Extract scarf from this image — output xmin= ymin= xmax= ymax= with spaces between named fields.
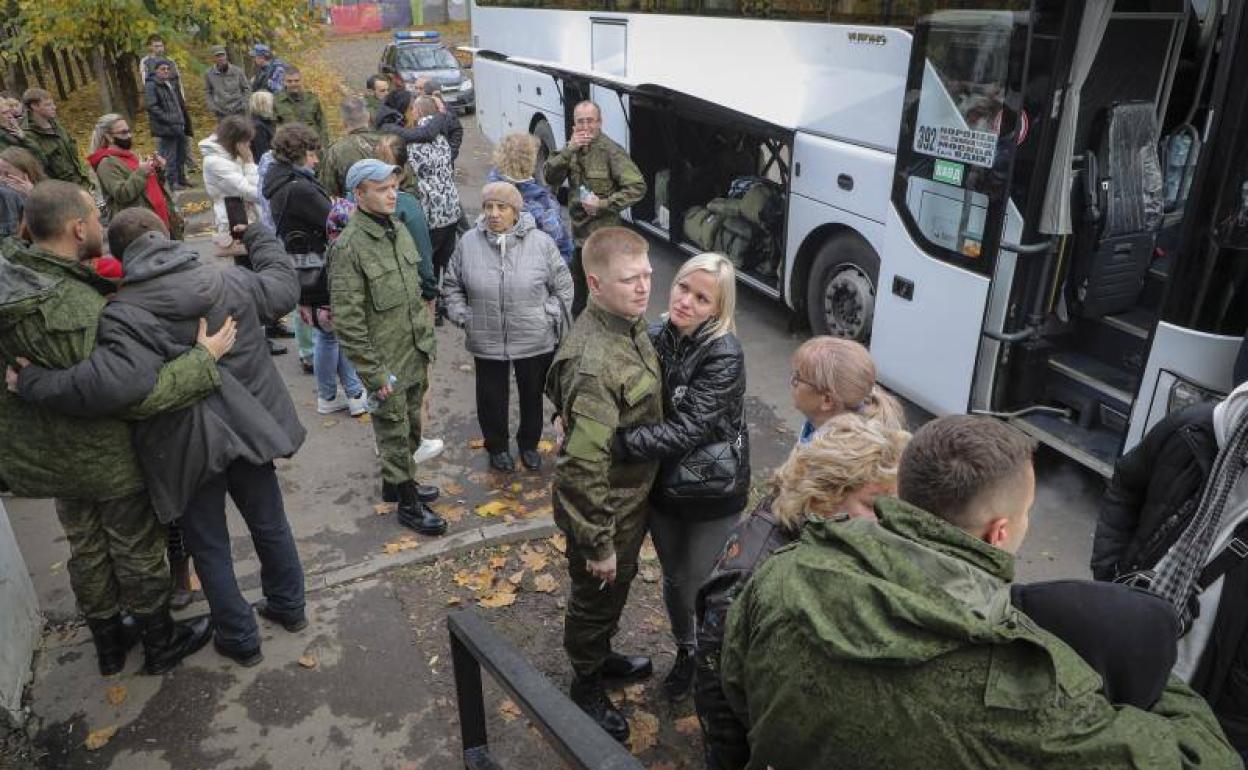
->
xmin=86 ymin=146 xmax=171 ymax=229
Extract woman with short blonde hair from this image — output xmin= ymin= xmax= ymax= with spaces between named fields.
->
xmin=790 ymin=335 xmax=903 ymax=443
xmin=613 ymin=252 xmax=749 ymax=699
xmin=486 ymin=132 xmax=574 ymax=263
xmin=695 ymin=413 xmax=911 ymax=766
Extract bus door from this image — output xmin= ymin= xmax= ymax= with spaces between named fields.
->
xmin=869 ymin=10 xmax=1030 ymax=416
xmin=590 ymin=19 xmax=630 ymax=149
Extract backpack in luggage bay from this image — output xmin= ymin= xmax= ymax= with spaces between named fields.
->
xmin=715 ymin=215 xmax=773 ymax=270
xmin=684 ymin=206 xmax=722 ymax=251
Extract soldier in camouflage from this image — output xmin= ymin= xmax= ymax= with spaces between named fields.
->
xmin=318 ymin=98 xmax=382 ymax=198
xmin=274 ymin=68 xmax=330 ymax=148
xmin=328 ymin=160 xmax=447 ymax=536
xmin=0 ymin=181 xmax=222 ymax=676
xmin=543 ymin=101 xmax=646 ymax=317
xmin=545 ymin=226 xmax=662 ymax=743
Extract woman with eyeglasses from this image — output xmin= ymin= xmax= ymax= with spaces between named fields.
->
xmin=789 ymin=336 xmax=903 ymax=444
xmin=610 ymin=252 xmax=749 ymax=701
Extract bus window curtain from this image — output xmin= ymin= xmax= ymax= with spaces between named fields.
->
xmin=1039 ymin=0 xmax=1114 ymax=235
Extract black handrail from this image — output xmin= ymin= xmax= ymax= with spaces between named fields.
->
xmin=448 ymin=609 xmax=645 ymax=770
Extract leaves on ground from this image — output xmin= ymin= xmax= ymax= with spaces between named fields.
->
xmin=469 ymin=438 xmax=486 ymax=449
xmin=489 ymin=555 xmax=508 ymax=570
xmin=475 ymin=500 xmax=515 ymax=518
xmin=298 ymin=653 xmax=319 ymax=669
xmin=373 ymin=503 xmax=396 ymax=516
xmin=498 ymin=698 xmax=523 ymax=722
xmin=639 ymin=566 xmax=660 ymax=584
xmin=383 ymin=536 xmax=422 ymax=555
xmin=537 ymin=439 xmax=556 ymax=453
xmin=477 ymin=586 xmax=517 ymax=609
xmin=507 ymin=570 xmax=525 ymax=586
xmin=443 ymin=480 xmax=464 ymax=496
xmin=441 ymin=505 xmax=467 ymax=523
xmin=453 ymin=568 xmax=494 ymax=592
xmin=674 ymin=714 xmax=700 ymax=735
xmin=105 ymin=685 xmax=127 ymax=707
xmin=614 ymin=683 xmax=646 ymax=704
xmin=84 ymin=726 xmax=118 ymax=751
xmin=533 ymin=573 xmax=558 ymax=594
xmin=549 ymin=533 xmax=567 ymax=554
xmin=628 ymin=710 xmax=660 ymax=754
xmin=518 ymin=548 xmax=549 ymax=572
xmin=522 ymin=489 xmax=547 ymax=502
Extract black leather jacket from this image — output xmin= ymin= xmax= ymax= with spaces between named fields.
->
xmin=614 ymin=320 xmax=749 ymax=519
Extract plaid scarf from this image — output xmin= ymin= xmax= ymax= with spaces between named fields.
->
xmin=1148 ymin=412 xmax=1248 ymax=623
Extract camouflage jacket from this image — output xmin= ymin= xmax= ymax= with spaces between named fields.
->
xmin=0 ymin=245 xmax=219 ymax=500
xmin=274 ymin=91 xmax=329 ymax=147
xmin=318 ymin=128 xmax=382 ymax=198
xmin=543 ymin=133 xmax=645 ymax=245
xmin=328 ymin=209 xmax=435 ymax=392
xmin=721 ymin=498 xmax=1241 ymax=770
xmin=21 ymin=116 xmax=90 ymax=189
xmin=546 ymin=302 xmax=662 ymax=560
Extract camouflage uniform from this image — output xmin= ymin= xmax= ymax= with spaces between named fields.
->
xmin=20 ymin=115 xmax=91 ymax=189
xmin=329 ymin=209 xmax=436 ymax=485
xmin=721 ymin=499 xmax=1242 ymax=770
xmin=274 ymin=91 xmax=330 ymax=147
xmin=0 ymin=245 xmax=220 ymax=619
xmin=545 ymin=302 xmax=662 ymax=676
xmin=318 ymin=128 xmax=382 ymax=198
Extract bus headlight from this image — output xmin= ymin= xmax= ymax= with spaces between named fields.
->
xmin=461 ymin=78 xmax=473 ymax=91
xmin=1168 ymin=377 xmax=1222 ymax=415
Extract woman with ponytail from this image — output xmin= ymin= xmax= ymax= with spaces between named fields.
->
xmin=788 ymin=336 xmax=903 ymax=444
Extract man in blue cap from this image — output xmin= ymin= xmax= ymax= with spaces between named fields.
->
xmin=328 ymin=159 xmax=447 ymax=536
xmin=250 ymin=44 xmax=287 ymax=94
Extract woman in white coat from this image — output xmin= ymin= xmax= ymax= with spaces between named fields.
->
xmin=199 ymin=114 xmax=260 ymax=258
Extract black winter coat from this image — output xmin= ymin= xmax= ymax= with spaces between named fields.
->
xmin=18 ymin=225 xmax=305 ymax=521
xmin=144 ymin=76 xmax=187 ymax=138
xmin=614 ymin=321 xmax=749 ymax=519
xmin=1091 ymin=403 xmax=1216 ymax=581
xmin=250 ymin=117 xmax=275 ymax=162
xmin=262 ymin=161 xmax=331 ymax=255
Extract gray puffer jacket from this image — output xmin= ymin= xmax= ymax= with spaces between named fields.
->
xmin=17 ymin=225 xmax=305 ymax=521
xmin=443 ymin=212 xmax=573 ymax=361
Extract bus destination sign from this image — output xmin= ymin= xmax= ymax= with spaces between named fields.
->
xmin=914 ymin=124 xmax=996 ymax=169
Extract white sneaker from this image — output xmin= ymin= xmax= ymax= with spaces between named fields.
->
xmin=412 ymin=437 xmax=445 ymax=464
xmin=317 ymin=394 xmax=348 ymax=414
xmin=347 ymin=392 xmax=369 ymax=417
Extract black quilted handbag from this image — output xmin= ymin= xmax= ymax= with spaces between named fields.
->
xmin=660 ymin=406 xmax=748 ymax=501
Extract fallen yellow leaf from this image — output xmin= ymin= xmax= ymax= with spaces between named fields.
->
xmin=628 ymin=710 xmax=660 ymax=754
xmin=519 ymin=551 xmax=549 ymax=571
xmin=498 ymin=698 xmax=522 ymax=722
xmin=298 ymin=653 xmax=319 ymax=669
xmin=489 ymin=555 xmax=508 ymax=570
xmin=446 ymin=596 xmax=463 ymax=607
xmin=477 ymin=587 xmax=518 ymax=609
xmin=469 ymin=438 xmax=486 ymax=449
xmin=105 ymin=685 xmax=127 ymax=707
xmin=674 ymin=714 xmax=701 ymax=735
xmin=617 ymin=683 xmax=646 ymax=704
xmin=475 ymin=500 xmax=512 ymax=517
xmin=383 ymin=542 xmax=402 ymax=555
xmin=507 ymin=570 xmax=525 ymax=586
xmin=533 ymin=573 xmax=558 ymax=594
xmin=443 ymin=481 xmax=464 ymax=496
xmin=509 ymin=482 xmax=523 ymax=494
xmin=549 ymin=533 xmax=567 ymax=554
xmin=453 ymin=568 xmax=494 ymax=592
xmin=441 ymin=505 xmax=466 ymax=522
xmin=84 ymin=726 xmax=118 ymax=751
xmin=537 ymin=439 xmax=556 ymax=453
xmin=355 ymin=413 xmax=372 ymax=424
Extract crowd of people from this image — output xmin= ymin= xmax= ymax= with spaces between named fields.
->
xmin=3 ymin=34 xmax=1248 ymax=770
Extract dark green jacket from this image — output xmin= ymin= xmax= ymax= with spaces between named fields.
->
xmin=721 ymin=499 xmax=1241 ymax=770
xmin=543 ymin=133 xmax=645 ymax=245
xmin=0 ymin=127 xmax=38 ymax=157
xmin=545 ymin=302 xmax=662 ymax=560
xmin=0 ymin=246 xmax=219 ymax=500
xmin=274 ymin=91 xmax=330 ymax=147
xmin=328 ymin=209 xmax=435 ymax=392
xmin=318 ymin=128 xmax=381 ymax=198
xmin=21 ymin=116 xmax=90 ymax=189
xmin=91 ymin=155 xmax=184 ymax=240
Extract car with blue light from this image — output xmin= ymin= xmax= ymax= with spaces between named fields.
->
xmin=380 ymin=31 xmax=474 ymax=114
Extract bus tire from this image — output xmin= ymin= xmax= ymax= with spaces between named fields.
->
xmin=805 ymin=233 xmax=879 ymax=344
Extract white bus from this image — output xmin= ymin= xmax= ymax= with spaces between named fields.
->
xmin=467 ymin=0 xmax=1246 ymax=476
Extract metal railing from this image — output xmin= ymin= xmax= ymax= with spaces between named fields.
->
xmin=448 ymin=610 xmax=644 ymax=770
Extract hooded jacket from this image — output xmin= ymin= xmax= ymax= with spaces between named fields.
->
xmin=442 ymin=212 xmax=572 ymax=361
xmin=721 ymin=499 xmax=1240 ymax=770
xmin=20 ymin=115 xmax=90 ymax=189
xmin=262 ymin=160 xmax=331 ymax=256
xmin=0 ymin=245 xmax=218 ymax=500
xmin=200 ymin=135 xmax=261 ymax=238
xmin=485 ymin=168 xmax=573 ymax=262
xmin=16 ymin=226 xmax=304 ymax=521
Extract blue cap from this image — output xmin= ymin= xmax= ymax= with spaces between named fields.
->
xmin=250 ymin=43 xmax=272 ymax=57
xmin=345 ymin=159 xmax=400 ymax=193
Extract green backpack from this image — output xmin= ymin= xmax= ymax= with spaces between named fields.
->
xmin=683 ymin=206 xmax=722 ymax=251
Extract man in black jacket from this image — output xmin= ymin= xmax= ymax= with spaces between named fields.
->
xmin=16 ymin=210 xmax=308 ymax=668
xmin=144 ymin=60 xmax=192 ymax=189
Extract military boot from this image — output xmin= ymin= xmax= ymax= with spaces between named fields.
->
xmin=396 ymin=482 xmax=448 ymax=536
xmin=570 ymin=673 xmax=629 ymax=743
xmin=136 ymin=610 xmax=213 ymax=675
xmin=86 ymin=615 xmax=133 ymax=676
xmin=382 ymin=481 xmax=440 ymax=505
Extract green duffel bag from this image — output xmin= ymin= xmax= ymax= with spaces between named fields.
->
xmin=707 ymin=196 xmax=743 ymax=218
xmin=714 ymin=215 xmax=757 ymax=266
xmin=683 ymin=206 xmax=721 ymax=251
xmin=655 ymin=169 xmax=671 ymax=208
xmin=740 ymin=182 xmax=782 ymax=228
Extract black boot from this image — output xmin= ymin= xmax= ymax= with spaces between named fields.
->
xmin=86 ymin=615 xmax=133 ymax=676
xmin=136 ymin=609 xmax=214 ymax=675
xmin=662 ymin=647 xmax=695 ymax=700
xmin=383 ymin=481 xmax=439 ymax=504
xmin=396 ymin=482 xmax=448 ymax=535
xmin=600 ymin=651 xmax=653 ymax=682
xmin=570 ymin=674 xmax=629 ymax=743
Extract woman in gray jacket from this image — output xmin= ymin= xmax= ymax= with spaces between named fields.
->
xmin=444 ymin=182 xmax=573 ymax=472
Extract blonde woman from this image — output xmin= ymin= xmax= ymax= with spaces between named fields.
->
xmin=248 ymin=90 xmax=276 ymax=161
xmin=611 ymin=253 xmax=748 ymax=699
xmin=790 ymin=335 xmax=904 ymax=444
xmin=487 ymin=133 xmax=574 ymax=263
xmin=695 ymin=411 xmax=909 ymax=769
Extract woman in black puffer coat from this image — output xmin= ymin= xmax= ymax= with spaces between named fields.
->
xmin=611 ymin=253 xmax=749 ymax=700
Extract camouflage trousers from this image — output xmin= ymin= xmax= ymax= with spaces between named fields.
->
xmin=371 ymin=374 xmax=428 ymax=485
xmin=54 ymin=491 xmax=171 ymax=620
xmin=562 ymin=506 xmax=650 ymax=677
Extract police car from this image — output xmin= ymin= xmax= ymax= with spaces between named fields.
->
xmin=379 ymin=31 xmax=474 ymax=114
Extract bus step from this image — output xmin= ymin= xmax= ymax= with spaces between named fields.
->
xmin=1010 ymin=412 xmax=1118 ymax=478
xmin=1045 ymin=349 xmax=1136 ymax=427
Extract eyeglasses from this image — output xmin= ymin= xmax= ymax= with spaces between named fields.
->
xmin=790 ymin=371 xmax=819 ymax=390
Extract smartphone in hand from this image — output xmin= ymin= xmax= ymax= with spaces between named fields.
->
xmin=223 ymin=196 xmax=248 ymax=239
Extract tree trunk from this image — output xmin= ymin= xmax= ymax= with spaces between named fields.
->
xmin=10 ymin=55 xmax=29 ymax=94
xmin=76 ymin=52 xmax=90 ymax=86
xmin=60 ymin=49 xmax=76 ymax=92
xmin=113 ymin=52 xmax=141 ymax=120
xmin=44 ymin=46 xmax=66 ymax=100
xmin=26 ymin=52 xmax=45 ymax=90
xmin=92 ymin=48 xmax=115 ymax=114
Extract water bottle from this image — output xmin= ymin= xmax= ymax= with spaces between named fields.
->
xmin=366 ymin=373 xmax=398 ymax=413
xmin=578 ymin=184 xmax=593 ymax=202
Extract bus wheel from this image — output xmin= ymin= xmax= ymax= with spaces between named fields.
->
xmin=805 ymin=234 xmax=879 ymax=344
